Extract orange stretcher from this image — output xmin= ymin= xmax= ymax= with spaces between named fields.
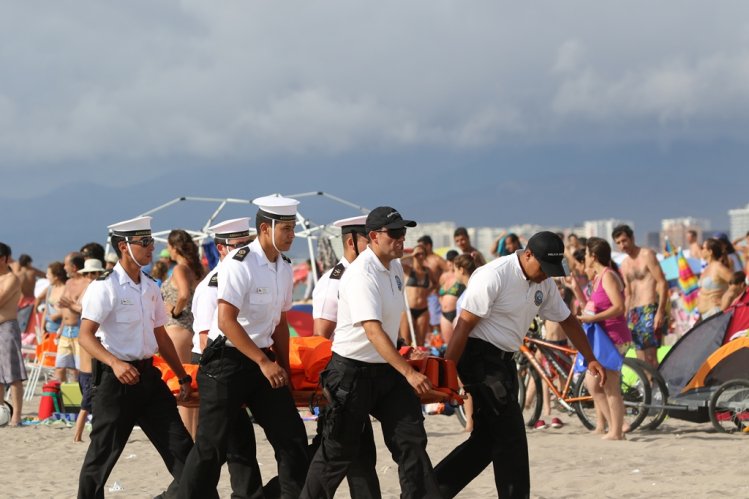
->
xmin=158 ymin=337 xmax=464 ymax=409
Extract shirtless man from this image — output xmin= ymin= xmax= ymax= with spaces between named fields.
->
xmin=10 ymin=254 xmax=44 ymax=333
xmin=55 ymin=252 xmax=87 ymax=381
xmin=453 ymin=227 xmax=487 ymax=267
xmin=416 ymin=235 xmax=448 ymax=332
xmin=0 ymin=242 xmax=26 ymax=426
xmin=687 ymin=230 xmax=702 ymax=260
xmin=613 ymin=225 xmax=668 ymax=369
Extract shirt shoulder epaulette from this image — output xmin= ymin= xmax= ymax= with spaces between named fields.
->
xmin=141 ymin=271 xmax=157 ymax=282
xmin=281 ymin=254 xmax=291 ymax=264
xmin=96 ymin=270 xmax=113 ymax=281
xmin=233 ymin=247 xmax=250 ymax=261
xmin=208 ymin=273 xmax=218 ymax=287
xmin=330 ymin=263 xmax=346 ymax=280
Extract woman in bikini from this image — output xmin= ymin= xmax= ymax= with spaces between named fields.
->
xmin=402 ymin=244 xmax=437 ymax=347
xmin=161 ymin=229 xmax=203 ymax=437
xmin=438 ymin=250 xmax=464 ymax=344
xmin=577 ymin=237 xmax=632 ymax=441
xmin=697 ymin=238 xmax=733 ymax=320
xmin=39 ymin=261 xmax=67 ymax=338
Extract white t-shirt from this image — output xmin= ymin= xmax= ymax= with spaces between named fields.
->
xmin=312 ymin=258 xmax=349 ymax=322
xmin=81 ymin=262 xmax=168 ymax=361
xmin=331 ymin=247 xmax=405 ymax=363
xmin=461 ymin=252 xmax=570 ymax=352
xmin=212 ymin=239 xmax=293 ymax=349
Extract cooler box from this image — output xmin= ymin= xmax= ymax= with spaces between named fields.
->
xmin=60 ymin=382 xmax=82 ymax=413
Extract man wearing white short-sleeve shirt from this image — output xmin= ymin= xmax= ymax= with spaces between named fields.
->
xmin=302 ymin=206 xmax=441 ymax=499
xmin=312 ymin=215 xmax=369 ymax=339
xmin=435 ymin=231 xmax=606 ymax=499
xmin=77 ymin=216 xmax=193 ymax=499
xmin=188 ymin=217 xmax=263 ymax=498
xmin=178 ymin=196 xmax=308 ymax=499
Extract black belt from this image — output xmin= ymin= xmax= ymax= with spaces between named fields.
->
xmin=222 ymin=344 xmax=275 ymax=362
xmin=331 ymin=352 xmax=392 ymax=378
xmin=467 ymin=338 xmax=515 ymax=361
xmin=102 ymin=357 xmax=153 ymax=372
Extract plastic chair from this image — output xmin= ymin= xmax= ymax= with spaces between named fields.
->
xmin=24 ymin=334 xmax=58 ymax=401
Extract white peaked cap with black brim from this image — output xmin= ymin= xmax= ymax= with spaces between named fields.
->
xmin=333 ymin=215 xmax=368 ymax=235
xmin=209 ymin=217 xmax=252 ymax=239
xmin=252 ymin=195 xmax=299 ymax=222
xmin=108 ymin=216 xmax=152 ymax=237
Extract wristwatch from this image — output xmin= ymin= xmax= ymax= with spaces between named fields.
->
xmin=178 ymin=374 xmax=192 ymax=386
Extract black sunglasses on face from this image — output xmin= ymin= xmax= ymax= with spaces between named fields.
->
xmin=127 ymin=237 xmax=155 ymax=247
xmin=376 ymin=228 xmax=407 ymax=239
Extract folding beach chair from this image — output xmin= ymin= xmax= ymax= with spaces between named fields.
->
xmin=24 ymin=334 xmax=57 ymax=401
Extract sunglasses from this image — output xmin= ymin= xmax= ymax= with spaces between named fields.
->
xmin=127 ymin=237 xmax=155 ymax=247
xmin=376 ymin=228 xmax=407 ymax=239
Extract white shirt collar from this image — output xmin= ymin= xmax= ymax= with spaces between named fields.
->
xmin=114 ymin=262 xmax=140 ymax=287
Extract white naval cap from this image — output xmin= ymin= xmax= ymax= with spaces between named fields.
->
xmin=333 ymin=215 xmax=368 ymax=235
xmin=252 ymin=195 xmax=299 ymax=222
xmin=208 ymin=217 xmax=252 ymax=239
xmin=108 ymin=216 xmax=153 ymax=237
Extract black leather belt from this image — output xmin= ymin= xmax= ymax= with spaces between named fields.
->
xmin=102 ymin=357 xmax=153 ymax=372
xmin=467 ymin=338 xmax=515 ymax=361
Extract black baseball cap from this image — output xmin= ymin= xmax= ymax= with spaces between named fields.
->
xmin=527 ymin=231 xmax=568 ymax=277
xmin=365 ymin=206 xmax=417 ymax=233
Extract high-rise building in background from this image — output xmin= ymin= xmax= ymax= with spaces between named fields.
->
xmin=660 ymin=217 xmax=711 ymax=251
xmin=729 ymin=203 xmax=749 ymax=240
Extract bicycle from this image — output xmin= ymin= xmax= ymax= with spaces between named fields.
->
xmin=517 ymin=328 xmax=652 ymax=432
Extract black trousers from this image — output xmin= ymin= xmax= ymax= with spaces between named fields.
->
xmin=177 ymin=346 xmax=308 ymax=499
xmin=191 ymin=353 xmax=264 ymax=499
xmin=435 ymin=338 xmax=530 ymax=499
xmin=78 ymin=363 xmax=193 ymax=499
xmin=264 ymin=414 xmax=380 ymax=499
xmin=301 ymin=354 xmax=441 ymax=499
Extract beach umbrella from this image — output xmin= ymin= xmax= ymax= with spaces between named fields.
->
xmin=677 ymin=249 xmax=699 ymax=313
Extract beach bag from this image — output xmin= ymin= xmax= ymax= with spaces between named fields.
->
xmin=573 ymin=322 xmax=623 ymax=373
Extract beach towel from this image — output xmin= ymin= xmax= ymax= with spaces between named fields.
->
xmin=574 ymin=322 xmax=623 ymax=373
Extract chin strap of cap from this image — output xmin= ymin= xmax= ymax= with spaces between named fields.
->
xmin=271 ymin=219 xmax=282 ymax=258
xmin=126 ymin=242 xmax=146 ymax=268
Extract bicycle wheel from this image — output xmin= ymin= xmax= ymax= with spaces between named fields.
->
xmin=708 ymin=379 xmax=749 ymax=434
xmin=519 ymin=366 xmax=543 ymax=427
xmin=573 ymin=357 xmax=651 ymax=432
xmin=629 ymin=358 xmax=669 ymax=431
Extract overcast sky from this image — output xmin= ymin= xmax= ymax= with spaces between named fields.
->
xmin=2 ymin=2 xmax=749 ymax=263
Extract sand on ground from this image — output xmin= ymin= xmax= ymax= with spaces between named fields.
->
xmin=1 ymin=398 xmax=747 ymax=498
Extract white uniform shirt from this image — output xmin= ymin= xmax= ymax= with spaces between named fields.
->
xmin=190 ymin=266 xmax=219 ymax=354
xmin=332 ymin=247 xmax=405 ymax=363
xmin=461 ymin=252 xmax=570 ymax=352
xmin=211 ymin=239 xmax=293 ymax=348
xmin=312 ymin=258 xmax=350 ymax=322
xmin=81 ymin=262 xmax=168 ymax=361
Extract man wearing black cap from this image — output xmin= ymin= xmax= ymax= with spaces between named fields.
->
xmin=434 ymin=231 xmax=606 ymax=498
xmin=178 ymin=196 xmax=309 ymax=499
xmin=301 ymin=206 xmax=442 ymax=499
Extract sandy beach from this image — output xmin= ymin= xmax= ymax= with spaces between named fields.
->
xmin=1 ymin=397 xmax=747 ymax=499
